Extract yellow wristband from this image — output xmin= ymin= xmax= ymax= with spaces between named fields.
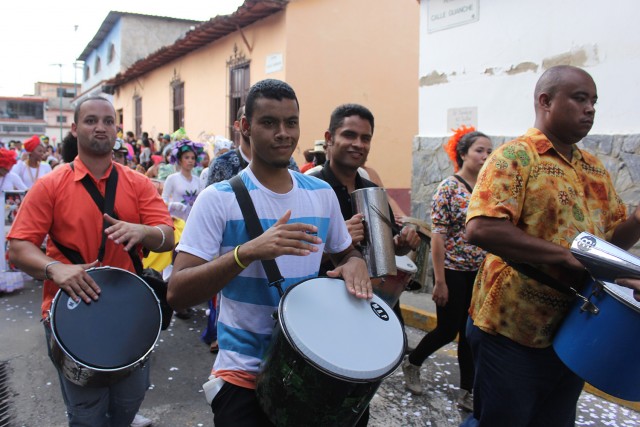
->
xmin=234 ymin=245 xmax=248 ymax=269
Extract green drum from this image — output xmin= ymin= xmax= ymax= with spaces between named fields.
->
xmin=256 ymin=277 xmax=406 ymax=426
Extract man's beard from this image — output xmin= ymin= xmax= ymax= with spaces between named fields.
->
xmin=272 ymin=159 xmax=290 ymax=169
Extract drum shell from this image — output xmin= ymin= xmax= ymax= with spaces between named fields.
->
xmin=256 ymin=325 xmax=379 ymax=426
xmin=48 ymin=267 xmax=162 ymax=387
xmin=351 ymin=187 xmax=396 ymax=277
xmin=256 ymin=277 xmax=406 ymax=426
xmin=373 ymin=256 xmax=418 ymax=307
xmin=553 ymin=281 xmax=640 ymax=401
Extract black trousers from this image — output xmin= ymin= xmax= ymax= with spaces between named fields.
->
xmin=212 ymin=381 xmax=370 ymax=426
xmin=408 ymin=268 xmax=477 ymax=391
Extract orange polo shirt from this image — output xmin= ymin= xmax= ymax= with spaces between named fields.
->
xmin=8 ymin=158 xmax=173 ymax=318
xmin=466 ymin=128 xmax=627 ymax=348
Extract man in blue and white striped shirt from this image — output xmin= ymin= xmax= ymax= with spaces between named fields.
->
xmin=168 ymin=79 xmax=371 ymax=426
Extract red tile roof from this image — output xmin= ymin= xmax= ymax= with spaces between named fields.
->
xmin=106 ymin=0 xmax=288 ymax=89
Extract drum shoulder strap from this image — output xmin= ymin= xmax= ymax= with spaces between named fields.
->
xmin=228 ymin=175 xmax=284 ymax=295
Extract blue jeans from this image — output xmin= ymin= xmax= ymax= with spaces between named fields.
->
xmin=461 ymin=319 xmax=584 ymax=427
xmin=45 ymin=324 xmax=150 ymax=427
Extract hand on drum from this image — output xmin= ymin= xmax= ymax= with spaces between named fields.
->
xmin=432 ymin=280 xmax=449 ymax=307
xmin=394 ymin=226 xmax=421 ymax=252
xmin=615 ymin=277 xmax=640 ymax=302
xmin=104 ymin=214 xmax=148 ymax=252
xmin=345 ymin=214 xmax=365 ymax=245
xmin=48 ymin=260 xmax=101 ymax=304
xmin=327 ymin=255 xmax=372 ymax=300
xmin=242 ymin=210 xmax=321 ymax=261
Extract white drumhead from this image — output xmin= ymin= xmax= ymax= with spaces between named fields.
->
xmin=279 ymin=277 xmax=405 ymax=381
xmin=602 ymin=281 xmax=640 ymax=311
xmin=395 ymin=255 xmax=417 ymax=274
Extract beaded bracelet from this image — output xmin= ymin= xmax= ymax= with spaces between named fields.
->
xmin=234 ymin=245 xmax=248 ymax=269
xmin=44 ymin=261 xmax=62 ymax=280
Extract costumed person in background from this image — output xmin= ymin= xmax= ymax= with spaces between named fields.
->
xmin=402 ymin=126 xmax=492 ymax=412
xmin=13 ymin=135 xmax=52 ymax=189
xmin=0 ymin=148 xmax=27 ymax=191
xmin=162 ymin=138 xmax=204 ymax=320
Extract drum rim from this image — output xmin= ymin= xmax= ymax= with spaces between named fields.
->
xmin=599 ymin=280 xmax=640 ymax=312
xmin=49 ymin=266 xmax=162 ymax=372
xmin=277 ymin=276 xmax=406 ymax=383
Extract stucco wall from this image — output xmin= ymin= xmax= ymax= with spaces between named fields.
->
xmin=418 ymin=0 xmax=640 ymax=137
xmin=113 ymin=13 xmax=287 ymax=141
xmin=285 ymin=0 xmax=419 ymax=190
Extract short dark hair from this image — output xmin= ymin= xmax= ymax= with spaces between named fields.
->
xmin=61 ymin=131 xmax=78 ymax=163
xmin=454 ymin=131 xmax=490 ymax=169
xmin=303 ymin=149 xmax=314 ymax=162
xmin=328 ymin=104 xmax=375 ymax=136
xmin=244 ymin=79 xmax=299 ymax=123
xmin=73 ymin=96 xmax=113 ymax=123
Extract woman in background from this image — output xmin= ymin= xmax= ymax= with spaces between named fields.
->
xmin=402 ymin=126 xmax=492 ymax=412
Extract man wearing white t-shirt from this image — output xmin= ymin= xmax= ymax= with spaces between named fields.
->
xmin=168 ymin=79 xmax=371 ymax=426
xmin=13 ymin=135 xmax=51 ymax=189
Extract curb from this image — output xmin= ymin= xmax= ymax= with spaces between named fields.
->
xmin=400 ymin=303 xmax=640 ymax=413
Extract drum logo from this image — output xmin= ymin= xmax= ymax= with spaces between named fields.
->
xmin=370 ymin=302 xmax=390 ymax=321
xmin=66 ymin=297 xmax=79 ymax=310
xmin=577 ymin=235 xmax=597 ymax=252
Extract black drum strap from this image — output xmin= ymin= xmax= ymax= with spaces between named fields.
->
xmin=51 ymin=162 xmax=118 ymax=265
xmin=229 ymin=175 xmax=285 ymax=297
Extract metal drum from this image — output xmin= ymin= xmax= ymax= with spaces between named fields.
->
xmin=373 ymin=255 xmax=418 ymax=307
xmin=402 ymin=217 xmax=431 ymax=292
xmin=553 ymin=280 xmax=640 ymax=401
xmin=49 ymin=266 xmax=162 ymax=387
xmin=351 ymin=187 xmax=396 ymax=278
xmin=256 ymin=277 xmax=406 ymax=426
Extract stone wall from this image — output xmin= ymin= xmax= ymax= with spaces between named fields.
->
xmin=411 ymin=133 xmax=640 ymax=256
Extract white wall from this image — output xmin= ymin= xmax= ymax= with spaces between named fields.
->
xmin=419 ymin=0 xmax=640 ymax=136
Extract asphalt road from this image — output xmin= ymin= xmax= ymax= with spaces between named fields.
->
xmin=2 ymin=280 xmax=639 ymax=427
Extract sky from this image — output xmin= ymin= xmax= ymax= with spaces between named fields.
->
xmin=0 ymin=0 xmax=245 ymax=97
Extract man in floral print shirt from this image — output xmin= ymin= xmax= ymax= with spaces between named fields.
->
xmin=462 ymin=65 xmax=640 ymax=427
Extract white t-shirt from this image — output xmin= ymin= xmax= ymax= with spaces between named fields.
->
xmin=0 ymin=172 xmax=27 ymax=192
xmin=13 ymin=161 xmax=52 ymax=189
xmin=161 ymin=172 xmax=202 ymax=220
xmin=177 ymin=167 xmax=352 ymax=384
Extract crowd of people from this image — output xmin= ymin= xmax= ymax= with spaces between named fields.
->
xmin=4 ymin=65 xmax=640 ymax=427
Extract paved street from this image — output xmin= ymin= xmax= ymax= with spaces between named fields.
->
xmin=1 ymin=280 xmax=639 ymax=426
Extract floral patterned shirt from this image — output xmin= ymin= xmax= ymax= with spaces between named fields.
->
xmin=466 ymin=128 xmax=627 ymax=348
xmin=431 ymin=176 xmax=486 ymax=271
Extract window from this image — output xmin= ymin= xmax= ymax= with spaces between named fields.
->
xmin=56 ymin=115 xmax=67 ymax=123
xmin=228 ymin=63 xmax=250 ymax=137
xmin=107 ymin=43 xmax=116 ymax=64
xmin=95 ymin=56 xmax=101 ymax=74
xmin=84 ymin=65 xmax=90 ymax=81
xmin=134 ymin=97 xmax=142 ymax=139
xmin=172 ymin=82 xmax=184 ymax=131
xmin=116 ymin=108 xmax=123 ymax=129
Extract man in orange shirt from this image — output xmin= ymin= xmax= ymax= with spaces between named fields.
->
xmin=8 ymin=96 xmax=174 ymax=427
xmin=462 ymin=66 xmax=640 ymax=426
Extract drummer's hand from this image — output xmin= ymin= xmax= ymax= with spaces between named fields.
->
xmin=394 ymin=226 xmax=420 ymax=252
xmin=432 ymin=280 xmax=448 ymax=307
xmin=562 ymin=249 xmax=586 ymax=271
xmin=615 ymin=278 xmax=640 ymax=302
xmin=345 ymin=214 xmax=365 ymax=245
xmin=241 ymin=210 xmax=321 ymax=262
xmin=104 ymin=214 xmax=147 ymax=252
xmin=48 ymin=261 xmax=101 ymax=304
xmin=327 ymin=256 xmax=372 ymax=300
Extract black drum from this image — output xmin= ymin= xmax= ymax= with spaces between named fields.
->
xmin=49 ymin=266 xmax=162 ymax=387
xmin=256 ymin=277 xmax=406 ymax=426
